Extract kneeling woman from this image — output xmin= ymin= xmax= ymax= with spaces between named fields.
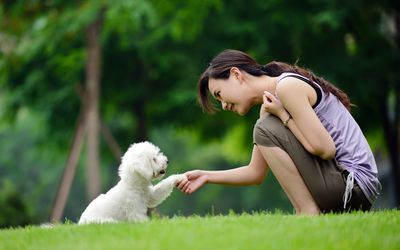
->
xmin=178 ymin=49 xmax=380 ymax=214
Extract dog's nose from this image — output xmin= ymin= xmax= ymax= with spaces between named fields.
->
xmin=159 ymin=170 xmax=165 ymax=175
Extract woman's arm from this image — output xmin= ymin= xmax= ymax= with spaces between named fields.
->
xmin=178 ymin=146 xmax=269 ymax=194
xmin=264 ymin=77 xmax=336 ymax=160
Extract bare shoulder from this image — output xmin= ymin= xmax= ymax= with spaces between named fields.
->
xmin=276 ymin=76 xmax=317 ymax=104
xmin=276 ymin=76 xmax=309 ymax=95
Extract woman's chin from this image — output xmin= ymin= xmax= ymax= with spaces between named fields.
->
xmin=236 ymin=105 xmax=254 ymax=116
xmin=236 ymin=109 xmax=248 ymax=116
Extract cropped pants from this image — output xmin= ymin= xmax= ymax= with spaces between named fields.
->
xmin=253 ymin=114 xmax=371 ymax=213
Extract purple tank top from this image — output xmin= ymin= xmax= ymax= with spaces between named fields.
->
xmin=278 ymin=73 xmax=380 ymax=204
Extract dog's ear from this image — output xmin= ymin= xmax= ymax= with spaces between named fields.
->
xmin=119 ymin=141 xmax=160 ymax=181
xmin=135 ymin=160 xmax=153 ymax=180
xmin=119 ymin=156 xmax=153 ymax=180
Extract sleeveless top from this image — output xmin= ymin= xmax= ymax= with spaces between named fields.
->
xmin=277 ymin=72 xmax=380 ymax=204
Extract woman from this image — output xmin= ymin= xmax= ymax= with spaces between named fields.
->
xmin=177 ymin=49 xmax=380 ymax=214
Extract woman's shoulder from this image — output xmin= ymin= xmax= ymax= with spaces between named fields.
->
xmin=277 ymin=72 xmax=305 ymax=82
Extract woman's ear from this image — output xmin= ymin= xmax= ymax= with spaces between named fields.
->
xmin=230 ymin=67 xmax=242 ymax=81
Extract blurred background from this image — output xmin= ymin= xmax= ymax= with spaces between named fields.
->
xmin=0 ymin=0 xmax=399 ymax=228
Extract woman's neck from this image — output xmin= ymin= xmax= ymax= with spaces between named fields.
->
xmin=251 ymin=75 xmax=277 ymax=105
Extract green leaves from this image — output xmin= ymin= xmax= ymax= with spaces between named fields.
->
xmin=0 ymin=0 xmax=398 ymax=223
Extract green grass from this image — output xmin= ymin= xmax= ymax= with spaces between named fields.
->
xmin=1 ymin=210 xmax=399 ymax=250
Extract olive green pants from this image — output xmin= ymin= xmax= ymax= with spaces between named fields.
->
xmin=253 ymin=114 xmax=371 ymax=213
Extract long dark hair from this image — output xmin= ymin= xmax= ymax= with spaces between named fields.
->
xmin=198 ymin=49 xmax=351 ymax=113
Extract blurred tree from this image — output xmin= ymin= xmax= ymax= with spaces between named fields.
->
xmin=0 ymin=0 xmax=221 ymax=221
xmin=193 ymin=0 xmax=400 ymax=205
xmin=0 ymin=0 xmax=399 ymax=223
xmin=0 ymin=181 xmax=31 ymax=228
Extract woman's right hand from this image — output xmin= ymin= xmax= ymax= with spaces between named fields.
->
xmin=263 ymin=91 xmax=289 ymax=120
xmin=177 ymin=170 xmax=208 ymax=195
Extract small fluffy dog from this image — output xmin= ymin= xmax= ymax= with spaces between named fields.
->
xmin=78 ymin=141 xmax=186 ymax=224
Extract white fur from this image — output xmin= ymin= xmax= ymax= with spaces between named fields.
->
xmin=78 ymin=141 xmax=186 ymax=224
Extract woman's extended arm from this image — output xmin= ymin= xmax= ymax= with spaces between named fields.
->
xmin=263 ymin=77 xmax=336 ymax=160
xmin=178 ymin=146 xmax=269 ymax=194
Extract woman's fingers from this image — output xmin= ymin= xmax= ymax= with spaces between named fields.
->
xmin=177 ymin=179 xmax=189 ymax=189
xmin=183 ymin=182 xmax=192 ymax=194
xmin=263 ymin=94 xmax=269 ymax=104
xmin=176 ymin=178 xmax=195 ymax=195
xmin=263 ymin=92 xmax=274 ymax=108
xmin=177 ymin=170 xmax=206 ymax=195
xmin=264 ymin=91 xmax=276 ymax=102
xmin=263 ymin=92 xmax=274 ymax=112
xmin=185 ymin=170 xmax=200 ymax=180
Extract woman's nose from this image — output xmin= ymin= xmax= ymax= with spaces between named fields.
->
xmin=221 ymin=101 xmax=228 ymax=110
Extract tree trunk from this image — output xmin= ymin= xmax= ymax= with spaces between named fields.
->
xmin=381 ymin=99 xmax=399 ymax=206
xmin=85 ymin=12 xmax=103 ymax=201
xmin=101 ymin=121 xmax=123 ymax=159
xmin=381 ymin=10 xmax=400 ymax=207
xmin=393 ymin=11 xmax=400 ymax=206
xmin=394 ymin=88 xmax=400 ymax=206
xmin=49 ymin=111 xmax=86 ymax=222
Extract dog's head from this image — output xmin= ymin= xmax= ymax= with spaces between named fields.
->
xmin=119 ymin=141 xmax=168 ymax=181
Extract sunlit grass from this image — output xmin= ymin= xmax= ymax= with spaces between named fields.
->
xmin=0 ymin=210 xmax=399 ymax=250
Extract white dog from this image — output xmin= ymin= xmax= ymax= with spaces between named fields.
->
xmin=78 ymin=141 xmax=186 ymax=224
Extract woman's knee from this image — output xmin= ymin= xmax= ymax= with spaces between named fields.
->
xmin=253 ymin=115 xmax=291 ymax=147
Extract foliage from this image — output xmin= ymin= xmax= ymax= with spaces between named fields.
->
xmin=0 ymin=0 xmax=399 ymax=226
xmin=0 ymin=181 xmax=31 ymax=228
xmin=0 ymin=210 xmax=399 ymax=250
xmin=0 ymin=103 xmax=66 ymax=223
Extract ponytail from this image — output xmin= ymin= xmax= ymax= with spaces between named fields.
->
xmin=198 ymin=49 xmax=352 ymax=113
xmin=261 ymin=61 xmax=352 ymax=110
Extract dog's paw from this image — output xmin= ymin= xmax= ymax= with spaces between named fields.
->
xmin=173 ymin=174 xmax=187 ymax=184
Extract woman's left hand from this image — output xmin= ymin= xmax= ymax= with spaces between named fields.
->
xmin=263 ymin=91 xmax=288 ymax=119
xmin=176 ymin=170 xmax=207 ymax=195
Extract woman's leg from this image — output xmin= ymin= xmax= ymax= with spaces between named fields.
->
xmin=254 ymin=114 xmax=347 ymax=213
xmin=257 ymin=145 xmax=320 ymax=215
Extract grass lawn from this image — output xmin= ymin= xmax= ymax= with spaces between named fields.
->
xmin=0 ymin=210 xmax=399 ymax=250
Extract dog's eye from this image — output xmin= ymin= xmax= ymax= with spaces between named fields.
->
xmin=152 ymin=157 xmax=157 ymax=162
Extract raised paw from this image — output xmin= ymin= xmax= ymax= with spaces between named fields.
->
xmin=173 ymin=174 xmax=188 ymax=184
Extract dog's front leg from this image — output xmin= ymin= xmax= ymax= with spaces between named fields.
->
xmin=147 ymin=174 xmax=186 ymax=208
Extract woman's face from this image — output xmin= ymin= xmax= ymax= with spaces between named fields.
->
xmin=208 ymin=68 xmax=253 ymax=115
